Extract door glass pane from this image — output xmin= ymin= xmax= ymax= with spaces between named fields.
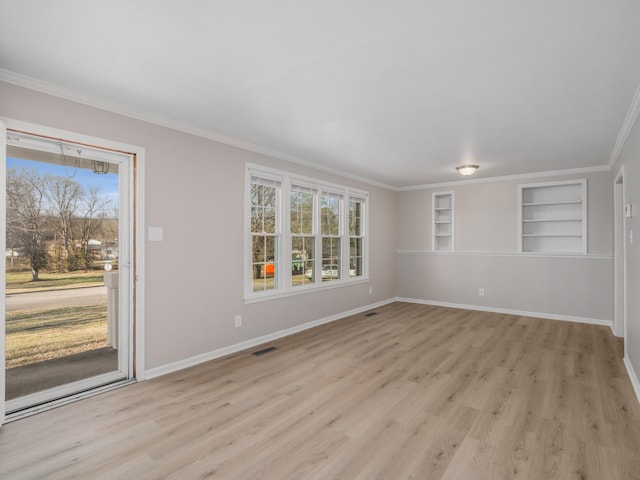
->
xmin=5 ymin=141 xmax=123 ymax=405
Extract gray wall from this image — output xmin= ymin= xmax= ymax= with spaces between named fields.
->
xmin=0 ymin=82 xmax=397 ymax=373
xmin=612 ymin=105 xmax=640 ymax=395
xmin=395 ymin=171 xmax=614 ymax=323
xmin=0 ymin=80 xmax=629 ymax=389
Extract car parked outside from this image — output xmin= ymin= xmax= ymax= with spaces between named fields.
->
xmin=305 ymin=264 xmax=338 ymax=280
xmin=304 ymin=265 xmax=358 ymax=280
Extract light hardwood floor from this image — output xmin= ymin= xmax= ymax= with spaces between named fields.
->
xmin=1 ymin=303 xmax=640 ymax=479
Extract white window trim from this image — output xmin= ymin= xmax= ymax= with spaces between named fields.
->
xmin=245 ymin=163 xmax=369 ymax=303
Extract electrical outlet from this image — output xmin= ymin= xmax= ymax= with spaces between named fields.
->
xmin=369 ymin=286 xmax=373 ymax=295
xmin=479 ymin=288 xmax=485 ymax=296
xmin=234 ymin=315 xmax=242 ymax=328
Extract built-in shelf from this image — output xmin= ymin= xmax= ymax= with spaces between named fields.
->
xmin=518 ymin=180 xmax=587 ymax=254
xmin=433 ymin=192 xmax=454 ymax=252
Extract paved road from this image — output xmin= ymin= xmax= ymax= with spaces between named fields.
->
xmin=5 ymin=286 xmax=108 ymax=312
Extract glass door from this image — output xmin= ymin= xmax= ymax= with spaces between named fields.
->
xmin=4 ymin=129 xmax=133 ymax=415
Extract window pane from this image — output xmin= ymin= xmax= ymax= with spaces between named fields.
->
xmin=322 ymin=237 xmax=340 ymax=281
xmin=263 ymin=206 xmax=276 ymax=234
xmin=252 ymin=235 xmax=277 ymax=291
xmin=350 ymin=238 xmax=362 ymax=277
xmin=292 ymin=236 xmax=315 ymax=286
xmin=349 ymin=199 xmax=362 ymax=236
xmin=250 ymin=206 xmax=262 ymax=233
xmin=290 ymin=190 xmax=313 ymax=234
xmin=251 ymin=183 xmax=277 ymax=234
xmin=321 ymin=194 xmax=340 ymax=235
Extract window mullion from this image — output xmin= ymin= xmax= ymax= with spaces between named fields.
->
xmin=281 ymin=178 xmax=290 ymax=289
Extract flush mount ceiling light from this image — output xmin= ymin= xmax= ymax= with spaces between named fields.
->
xmin=456 ymin=165 xmax=479 ymax=176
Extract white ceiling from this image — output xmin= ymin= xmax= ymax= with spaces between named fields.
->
xmin=1 ymin=1 xmax=639 ymax=188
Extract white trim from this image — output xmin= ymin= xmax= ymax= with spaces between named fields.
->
xmin=145 ymin=298 xmax=396 ymax=379
xmin=624 ymin=355 xmax=640 ymax=405
xmin=0 ymin=69 xmax=623 ymax=193
xmin=5 ymin=379 xmax=136 ymax=423
xmin=398 ymin=165 xmax=610 ymax=191
xmin=5 ymin=371 xmax=127 ymax=414
xmin=395 ymin=250 xmax=612 ymax=260
xmin=396 ymin=297 xmax=612 ymax=327
xmin=133 ymin=145 xmax=146 ymax=380
xmin=0 ymin=69 xmax=395 ymax=191
xmin=609 ymin=82 xmax=640 ymax=168
xmin=0 ymin=119 xmax=6 ymax=425
xmin=245 ymin=278 xmax=369 ymax=304
xmin=613 ymin=167 xmax=626 ymax=338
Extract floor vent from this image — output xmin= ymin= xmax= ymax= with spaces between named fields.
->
xmin=364 ymin=312 xmax=378 ymax=317
xmin=252 ymin=346 xmax=278 ymax=356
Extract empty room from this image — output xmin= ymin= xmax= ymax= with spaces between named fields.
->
xmin=1 ymin=1 xmax=640 ymax=479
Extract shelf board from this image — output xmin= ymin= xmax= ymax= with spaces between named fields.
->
xmin=522 ymin=201 xmax=582 ymax=207
xmin=434 ymin=234 xmax=452 ymax=237
xmin=434 ymin=208 xmax=452 ymax=211
xmin=522 ymin=234 xmax=582 ymax=237
xmin=434 ymin=221 xmax=452 ymax=224
xmin=522 ymin=218 xmax=582 ymax=223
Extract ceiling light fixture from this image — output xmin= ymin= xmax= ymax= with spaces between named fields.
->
xmin=456 ymin=165 xmax=479 ymax=176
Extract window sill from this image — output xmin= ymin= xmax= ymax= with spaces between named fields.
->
xmin=244 ymin=277 xmax=369 ymax=304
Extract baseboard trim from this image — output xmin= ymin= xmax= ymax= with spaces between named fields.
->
xmin=145 ymin=298 xmax=396 ymax=380
xmin=395 ymin=297 xmax=612 ymax=327
xmin=624 ymin=355 xmax=640 ymax=405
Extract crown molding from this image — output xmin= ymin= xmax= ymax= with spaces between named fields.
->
xmin=396 ymin=165 xmax=611 ymax=191
xmin=0 ymin=68 xmax=627 ymax=193
xmin=0 ymin=68 xmax=395 ymax=191
xmin=609 ymin=82 xmax=640 ymax=168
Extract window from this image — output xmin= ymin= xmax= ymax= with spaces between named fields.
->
xmin=349 ymin=196 xmax=365 ymax=277
xmin=290 ymin=184 xmax=316 ymax=287
xmin=321 ymin=191 xmax=342 ymax=282
xmin=246 ymin=165 xmax=368 ymax=300
xmin=250 ymin=174 xmax=281 ymax=292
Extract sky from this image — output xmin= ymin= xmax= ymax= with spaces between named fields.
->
xmin=7 ymin=156 xmax=119 ymax=208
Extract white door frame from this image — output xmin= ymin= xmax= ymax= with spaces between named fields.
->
xmin=1 ymin=119 xmax=7 ymax=425
xmin=614 ymin=167 xmax=626 ymax=339
xmin=1 ymin=118 xmax=145 ymax=424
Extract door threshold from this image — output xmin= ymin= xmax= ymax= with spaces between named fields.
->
xmin=5 ymin=378 xmax=136 ymax=423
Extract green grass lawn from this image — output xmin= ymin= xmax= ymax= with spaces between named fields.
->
xmin=6 ymin=304 xmax=108 ymax=369
xmin=6 ymin=271 xmax=105 ymax=292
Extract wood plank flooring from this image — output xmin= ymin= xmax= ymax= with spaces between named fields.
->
xmin=1 ymin=302 xmax=640 ymax=479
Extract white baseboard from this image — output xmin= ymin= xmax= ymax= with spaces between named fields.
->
xmin=145 ymin=298 xmax=396 ymax=380
xmin=395 ymin=297 xmax=612 ymax=327
xmin=624 ymin=355 xmax=640 ymax=405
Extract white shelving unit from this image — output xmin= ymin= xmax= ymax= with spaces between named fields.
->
xmin=433 ymin=191 xmax=454 ymax=252
xmin=518 ymin=180 xmax=587 ymax=254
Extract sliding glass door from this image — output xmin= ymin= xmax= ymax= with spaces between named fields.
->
xmin=3 ymin=126 xmax=136 ymax=417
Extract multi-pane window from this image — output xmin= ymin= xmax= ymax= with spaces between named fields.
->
xmin=321 ymin=191 xmax=342 ymax=282
xmin=290 ymin=184 xmax=316 ymax=286
xmin=250 ymin=175 xmax=280 ymax=292
xmin=247 ymin=165 xmax=367 ymax=300
xmin=349 ymin=197 xmax=365 ymax=277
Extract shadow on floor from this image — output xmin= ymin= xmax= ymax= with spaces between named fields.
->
xmin=6 ymin=347 xmax=118 ymax=400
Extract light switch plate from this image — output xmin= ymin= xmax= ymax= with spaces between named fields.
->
xmin=148 ymin=226 xmax=164 ymax=242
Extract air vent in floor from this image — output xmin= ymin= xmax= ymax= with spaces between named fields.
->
xmin=364 ymin=312 xmax=378 ymax=317
xmin=252 ymin=346 xmax=278 ymax=356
